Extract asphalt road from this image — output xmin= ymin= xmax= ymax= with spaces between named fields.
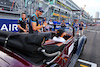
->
xmin=78 ymin=26 xmax=100 ymax=67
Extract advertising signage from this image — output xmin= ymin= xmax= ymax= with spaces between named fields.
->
xmin=53 ymin=13 xmax=60 ymax=16
xmin=0 ymin=19 xmax=19 ymax=32
xmin=55 ymin=0 xmax=72 ymax=11
xmin=53 ymin=13 xmax=68 ymax=18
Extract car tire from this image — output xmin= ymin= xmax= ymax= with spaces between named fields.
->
xmin=80 ymin=43 xmax=86 ymax=55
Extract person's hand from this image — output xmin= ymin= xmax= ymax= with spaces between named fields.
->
xmin=26 ymin=18 xmax=27 ymax=20
xmin=23 ymin=29 xmax=27 ymax=32
xmin=63 ymin=32 xmax=67 ymax=36
xmin=43 ymin=22 xmax=47 ymax=26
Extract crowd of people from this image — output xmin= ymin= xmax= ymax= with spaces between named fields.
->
xmin=73 ymin=19 xmax=85 ymax=36
xmin=18 ymin=7 xmax=67 ymax=33
xmin=18 ymin=7 xmax=86 ymax=41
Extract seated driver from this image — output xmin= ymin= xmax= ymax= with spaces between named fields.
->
xmin=53 ymin=29 xmax=67 ymax=43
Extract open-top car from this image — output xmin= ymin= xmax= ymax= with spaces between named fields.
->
xmin=0 ymin=27 xmax=87 ymax=67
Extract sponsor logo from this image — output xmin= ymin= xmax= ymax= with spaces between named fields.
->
xmin=0 ymin=24 xmax=18 ymax=32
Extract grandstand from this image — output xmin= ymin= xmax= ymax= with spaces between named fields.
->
xmin=0 ymin=0 xmax=93 ymax=22
xmin=0 ymin=0 xmax=14 ymax=11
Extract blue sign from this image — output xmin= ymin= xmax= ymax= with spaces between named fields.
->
xmin=0 ymin=19 xmax=19 ymax=32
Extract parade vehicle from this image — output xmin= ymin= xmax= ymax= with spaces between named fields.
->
xmin=0 ymin=27 xmax=87 ymax=67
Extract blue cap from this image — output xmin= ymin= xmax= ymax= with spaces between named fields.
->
xmin=36 ymin=7 xmax=44 ymax=13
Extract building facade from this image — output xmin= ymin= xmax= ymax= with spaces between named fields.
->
xmin=24 ymin=0 xmax=93 ymax=23
xmin=0 ymin=0 xmax=93 ymax=23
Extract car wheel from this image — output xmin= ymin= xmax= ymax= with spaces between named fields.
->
xmin=80 ymin=43 xmax=86 ymax=55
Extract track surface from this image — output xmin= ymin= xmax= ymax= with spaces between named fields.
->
xmin=76 ymin=26 xmax=100 ymax=67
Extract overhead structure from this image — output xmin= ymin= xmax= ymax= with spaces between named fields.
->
xmin=0 ymin=0 xmax=93 ymax=23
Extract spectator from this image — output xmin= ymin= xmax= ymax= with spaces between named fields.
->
xmin=86 ymin=23 xmax=88 ymax=31
xmin=61 ymin=19 xmax=66 ymax=30
xmin=48 ymin=19 xmax=54 ymax=31
xmin=42 ymin=17 xmax=48 ymax=32
xmin=74 ymin=19 xmax=79 ymax=34
xmin=18 ymin=13 xmax=28 ymax=33
xmin=53 ymin=20 xmax=57 ymax=31
xmin=79 ymin=21 xmax=84 ymax=35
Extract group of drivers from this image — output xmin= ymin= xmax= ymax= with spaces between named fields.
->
xmin=18 ymin=7 xmax=77 ymax=43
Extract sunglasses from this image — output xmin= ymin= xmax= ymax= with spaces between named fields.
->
xmin=39 ymin=11 xmax=43 ymax=12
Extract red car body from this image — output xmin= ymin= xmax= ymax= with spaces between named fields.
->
xmin=0 ymin=31 xmax=87 ymax=67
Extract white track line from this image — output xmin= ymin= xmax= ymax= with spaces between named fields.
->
xmin=78 ymin=59 xmax=97 ymax=67
xmin=87 ymin=30 xmax=100 ymax=33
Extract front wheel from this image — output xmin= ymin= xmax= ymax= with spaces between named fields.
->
xmin=80 ymin=43 xmax=86 ymax=55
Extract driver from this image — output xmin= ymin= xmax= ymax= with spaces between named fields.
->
xmin=30 ymin=7 xmax=51 ymax=39
xmin=30 ymin=7 xmax=47 ymax=34
xmin=53 ymin=29 xmax=67 ymax=43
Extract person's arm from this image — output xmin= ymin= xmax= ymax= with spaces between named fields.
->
xmin=25 ymin=19 xmax=28 ymax=30
xmin=18 ymin=20 xmax=27 ymax=32
xmin=31 ymin=15 xmax=47 ymax=31
xmin=31 ymin=22 xmax=43 ymax=31
xmin=25 ymin=23 xmax=28 ymax=30
xmin=37 ymin=29 xmax=41 ymax=32
xmin=78 ymin=24 xmax=79 ymax=31
xmin=61 ymin=32 xmax=67 ymax=37
xmin=18 ymin=25 xmax=27 ymax=32
xmin=61 ymin=22 xmax=62 ymax=25
xmin=64 ymin=23 xmax=66 ymax=26
xmin=31 ymin=22 xmax=47 ymax=31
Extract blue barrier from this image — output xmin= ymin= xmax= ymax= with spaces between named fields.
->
xmin=0 ymin=19 xmax=70 ymax=32
xmin=0 ymin=19 xmax=18 ymax=32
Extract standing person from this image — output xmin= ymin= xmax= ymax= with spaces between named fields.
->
xmin=79 ymin=21 xmax=84 ymax=35
xmin=74 ymin=19 xmax=79 ymax=34
xmin=42 ymin=17 xmax=47 ymax=32
xmin=42 ymin=17 xmax=47 ymax=25
xmin=53 ymin=20 xmax=57 ymax=31
xmin=30 ymin=7 xmax=51 ymax=39
xmin=30 ymin=7 xmax=47 ymax=34
xmin=18 ymin=13 xmax=28 ymax=33
xmin=61 ymin=19 xmax=66 ymax=30
xmin=48 ymin=19 xmax=54 ymax=31
xmin=86 ymin=23 xmax=88 ymax=31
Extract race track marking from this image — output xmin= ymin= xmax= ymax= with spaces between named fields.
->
xmin=78 ymin=59 xmax=97 ymax=67
xmin=87 ymin=30 xmax=100 ymax=33
xmin=80 ymin=64 xmax=88 ymax=67
xmin=97 ymin=31 xmax=100 ymax=33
